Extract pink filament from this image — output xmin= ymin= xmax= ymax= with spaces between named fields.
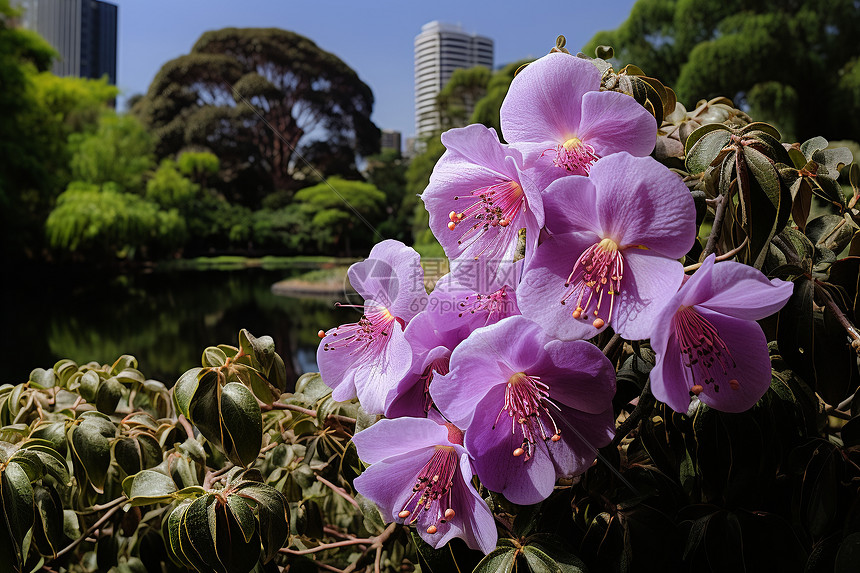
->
xmin=561 ymin=241 xmax=624 ymax=328
xmin=458 ymin=286 xmax=513 ymax=321
xmin=449 ymin=180 xmax=524 ymax=261
xmin=673 ymin=306 xmax=737 ymax=394
xmin=321 ymin=304 xmax=396 ymax=356
xmin=398 ymin=446 xmax=459 ymax=532
xmin=493 ymin=373 xmax=562 ymax=461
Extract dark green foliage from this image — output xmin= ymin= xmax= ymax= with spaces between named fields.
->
xmin=0 ymin=0 xmax=117 ymax=259
xmin=132 ymin=27 xmax=380 ymax=207
xmin=584 ymin=0 xmax=860 ymax=141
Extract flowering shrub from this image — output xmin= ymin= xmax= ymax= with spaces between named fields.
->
xmin=2 ymin=37 xmax=860 ymax=573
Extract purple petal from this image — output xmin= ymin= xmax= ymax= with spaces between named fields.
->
xmin=500 ymin=53 xmax=601 ymax=144
xmin=693 ymin=308 xmax=772 ymax=413
xmin=431 ymin=316 xmax=548 ymax=427
xmin=696 ymin=258 xmax=794 ymax=320
xmin=348 ymin=240 xmax=425 ymax=322
xmin=352 ymin=417 xmax=449 ymax=464
xmin=611 ymin=249 xmax=685 ymax=341
xmin=517 ymin=232 xmax=605 ymax=341
xmin=452 ymin=453 xmax=498 ymax=554
xmin=440 ymin=124 xmax=520 ymax=177
xmin=547 ymin=406 xmax=615 ymax=477
xmin=578 ymin=91 xmax=657 ymax=158
xmin=538 ymin=339 xmax=616 ymax=414
xmin=589 ymin=153 xmax=696 ymax=258
xmin=319 ymin=317 xmax=412 ymax=414
xmin=541 ymin=175 xmax=602 ymax=237
xmin=423 ymin=133 xmax=537 ymax=275
xmin=465 ymin=386 xmax=556 ymax=505
xmin=650 ymin=330 xmax=696 ymax=414
xmin=384 ymin=345 xmax=450 ymax=418
xmin=353 ymin=451 xmax=435 ymax=520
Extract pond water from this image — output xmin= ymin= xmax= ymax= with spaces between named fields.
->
xmin=1 ymin=265 xmax=352 ymax=388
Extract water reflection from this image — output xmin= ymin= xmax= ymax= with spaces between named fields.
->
xmin=1 ymin=266 xmax=349 ymax=387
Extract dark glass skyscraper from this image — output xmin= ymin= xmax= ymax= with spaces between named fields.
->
xmin=16 ymin=0 xmax=117 ymax=84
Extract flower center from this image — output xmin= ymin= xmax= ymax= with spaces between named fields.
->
xmin=458 ymin=286 xmax=513 ymax=321
xmin=561 ymin=238 xmax=624 ymax=329
xmin=417 ymin=356 xmax=450 ymax=413
xmin=550 ymin=137 xmax=599 ymax=174
xmin=447 ymin=179 xmax=525 ymax=261
xmin=673 ymin=306 xmax=739 ymax=395
xmin=493 ymin=372 xmax=562 ymax=461
xmin=321 ymin=304 xmax=397 ymax=355
xmin=397 ymin=446 xmax=459 ymax=534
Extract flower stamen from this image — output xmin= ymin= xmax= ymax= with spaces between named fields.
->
xmin=547 ymin=137 xmax=599 ymax=174
xmin=398 ymin=446 xmax=459 ymax=533
xmin=449 ymin=180 xmax=525 ymax=261
xmin=673 ymin=306 xmax=738 ymax=394
xmin=458 ymin=286 xmax=513 ymax=321
xmin=321 ymin=304 xmax=397 ymax=356
xmin=561 ymin=238 xmax=623 ymax=329
xmin=493 ymin=372 xmax=562 ymax=461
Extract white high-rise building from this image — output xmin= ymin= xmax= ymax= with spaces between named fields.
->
xmin=414 ymin=21 xmax=493 ymax=140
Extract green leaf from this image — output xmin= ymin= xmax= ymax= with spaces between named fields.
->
xmin=95 ymin=377 xmax=123 ymax=415
xmin=69 ymin=414 xmax=116 ymax=493
xmin=240 ymin=330 xmax=275 ymax=376
xmin=123 ymin=470 xmax=178 ymax=506
xmin=110 ymin=355 xmax=138 ymax=376
xmin=1 ymin=461 xmax=34 ymax=568
xmin=740 ymin=122 xmax=781 ymax=141
xmin=180 ymin=494 xmax=225 ymax=573
xmin=220 ymin=382 xmax=262 ymax=467
xmin=28 ymin=369 xmax=56 ymax=390
xmin=685 ymin=126 xmax=732 ymax=173
xmin=173 ymin=367 xmax=204 ymax=419
xmin=800 ymin=136 xmax=829 ymax=160
xmin=202 ymin=347 xmax=228 ymax=368
xmin=474 ymin=546 xmax=518 ymax=573
xmin=78 ymin=370 xmax=100 ymax=403
xmin=523 ymin=543 xmax=587 ymax=573
xmin=215 ymin=499 xmax=261 ymax=572
xmin=166 ymin=500 xmax=197 ymax=570
xmin=31 ymin=486 xmax=63 ymax=558
xmin=225 ymin=495 xmax=256 ymax=544
xmin=233 ymin=484 xmax=289 ymax=563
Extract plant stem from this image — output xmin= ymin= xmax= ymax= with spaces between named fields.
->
xmin=53 ymin=500 xmax=125 ymax=560
xmin=264 ymin=402 xmax=357 ymax=426
xmin=316 ymin=475 xmax=361 ymax=511
xmin=702 ymin=194 xmax=727 ymax=258
xmin=610 ymin=380 xmax=654 ymax=448
xmin=684 ymin=237 xmax=748 ymax=272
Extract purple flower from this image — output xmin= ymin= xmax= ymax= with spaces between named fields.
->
xmin=501 ymin=52 xmax=657 ymax=175
xmin=650 ymin=255 xmax=793 ymax=413
xmin=317 ymin=240 xmax=426 ymax=414
xmin=352 ymin=417 xmax=497 ymax=554
xmin=385 ymin=271 xmax=522 ymax=418
xmin=431 ymin=316 xmax=616 ymax=505
xmin=518 ymin=153 xmax=697 ymax=341
xmin=422 ymin=124 xmax=554 ymax=281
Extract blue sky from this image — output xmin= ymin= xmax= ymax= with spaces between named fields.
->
xmin=113 ymin=0 xmax=636 ymax=138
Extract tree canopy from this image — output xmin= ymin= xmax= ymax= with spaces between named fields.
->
xmin=0 ymin=0 xmax=117 ymax=259
xmin=584 ymin=0 xmax=860 ymax=142
xmin=132 ymin=27 xmax=381 ymax=206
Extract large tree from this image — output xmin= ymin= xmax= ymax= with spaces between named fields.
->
xmin=132 ymin=28 xmax=380 ymax=206
xmin=584 ymin=0 xmax=860 ymax=142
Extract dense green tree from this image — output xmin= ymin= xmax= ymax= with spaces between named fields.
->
xmin=68 ymin=113 xmax=155 ymax=191
xmin=365 ymin=149 xmax=410 ymax=242
xmin=584 ymin=0 xmax=860 ymax=141
xmin=132 ymin=27 xmax=380 ymax=206
xmin=45 ymin=182 xmax=185 ymax=258
xmin=0 ymin=0 xmax=116 ymax=258
xmin=437 ymin=66 xmax=492 ymax=131
xmin=292 ymin=177 xmax=386 ymax=255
